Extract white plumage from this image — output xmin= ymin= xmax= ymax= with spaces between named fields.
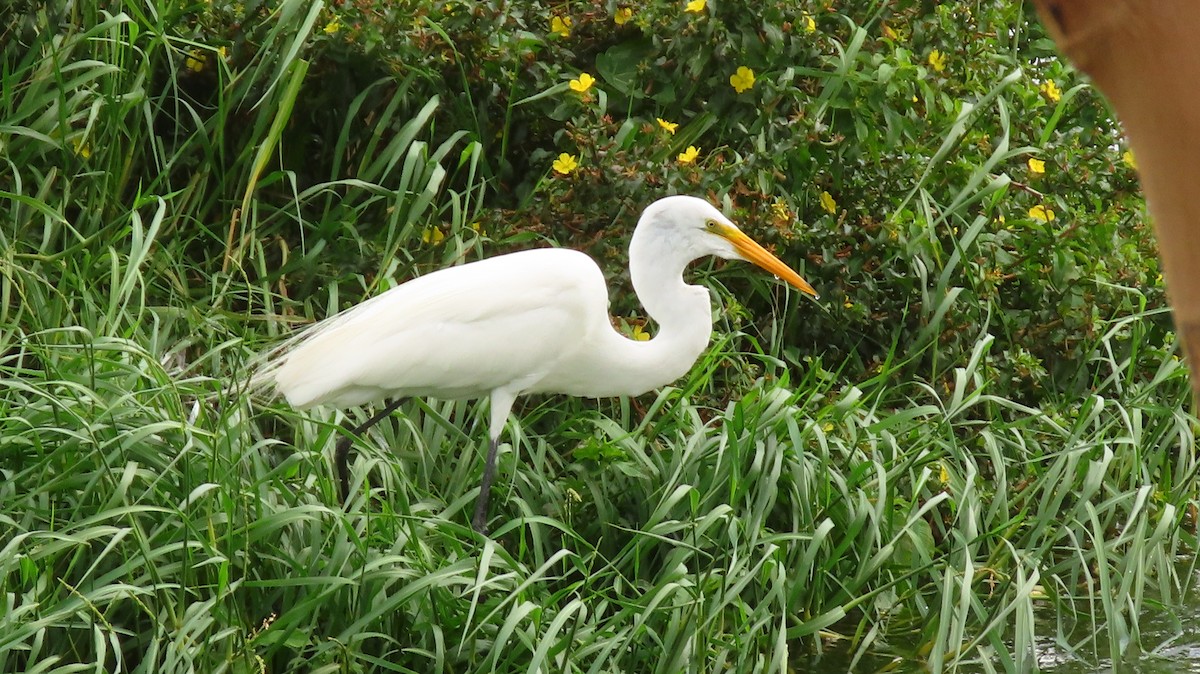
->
xmin=275 ymin=248 xmax=607 ymax=406
xmin=268 ymin=195 xmax=818 ymax=532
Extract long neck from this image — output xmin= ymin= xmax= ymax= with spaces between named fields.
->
xmin=576 ymin=219 xmax=715 ymax=396
xmin=628 ymin=226 xmax=713 ymax=352
xmin=537 ymin=212 xmax=718 ymax=398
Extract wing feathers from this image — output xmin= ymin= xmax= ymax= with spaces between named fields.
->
xmin=271 ymin=248 xmax=607 ymax=409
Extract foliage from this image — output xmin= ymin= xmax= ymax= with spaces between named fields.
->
xmin=224 ymin=0 xmax=1165 ymax=402
xmin=1 ymin=0 xmax=1195 ymax=672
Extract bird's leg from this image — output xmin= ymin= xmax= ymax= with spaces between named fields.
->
xmin=471 ymin=389 xmax=517 ymax=535
xmin=334 ymin=434 xmax=354 ymax=501
xmin=336 ymin=397 xmax=408 ymax=501
xmin=471 ymin=436 xmax=501 ymax=534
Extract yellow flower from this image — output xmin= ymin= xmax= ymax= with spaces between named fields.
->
xmin=614 ymin=7 xmax=633 ymax=25
xmin=1040 ymin=79 xmax=1062 ymax=102
xmin=551 ymin=15 xmax=573 ymax=37
xmin=185 ymin=49 xmax=206 ymax=72
xmin=656 ymin=117 xmax=678 ymax=134
xmin=927 ymin=49 xmax=947 ymax=73
xmin=630 ymin=324 xmax=651 ymax=341
xmin=569 ymin=73 xmax=595 ymax=93
xmin=802 ymin=13 xmax=816 ymax=32
xmin=422 ymin=227 xmax=445 ymax=244
xmin=71 ymin=138 xmax=91 ymax=159
xmin=770 ymin=199 xmax=790 ymax=221
xmin=685 ymin=0 xmax=706 ymax=13
xmin=553 ymin=153 xmax=579 ymax=175
xmin=1122 ymin=149 xmax=1137 ymax=170
xmin=729 ymin=66 xmax=756 ymax=93
xmin=1027 ymin=157 xmax=1046 ymax=175
xmin=1028 ymin=204 xmax=1056 ymax=222
xmin=819 ymin=190 xmax=837 ymax=214
xmin=677 ymin=145 xmax=700 ymax=164
xmin=323 ymin=18 xmax=341 ymax=34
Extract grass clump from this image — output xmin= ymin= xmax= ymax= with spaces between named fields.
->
xmin=1 ymin=1 xmax=1195 ymax=672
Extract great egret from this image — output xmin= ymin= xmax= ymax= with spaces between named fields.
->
xmin=269 ymin=195 xmax=818 ymax=533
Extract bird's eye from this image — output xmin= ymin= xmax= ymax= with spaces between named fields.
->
xmin=705 ymin=220 xmax=718 ymax=230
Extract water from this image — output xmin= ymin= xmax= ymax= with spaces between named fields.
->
xmin=789 ymin=596 xmax=1200 ymax=673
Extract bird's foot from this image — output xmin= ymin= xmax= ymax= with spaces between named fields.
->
xmin=471 ymin=514 xmax=489 ymax=536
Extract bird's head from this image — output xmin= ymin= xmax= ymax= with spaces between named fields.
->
xmin=639 ymin=195 xmax=820 ymax=299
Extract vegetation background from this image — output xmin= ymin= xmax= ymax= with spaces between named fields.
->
xmin=2 ymin=0 xmax=1196 ymax=671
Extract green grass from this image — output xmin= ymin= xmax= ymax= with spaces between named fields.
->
xmin=3 ymin=307 xmax=1195 ymax=672
xmin=2 ymin=2 xmax=1197 ymax=673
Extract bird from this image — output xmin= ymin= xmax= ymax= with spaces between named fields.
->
xmin=267 ymin=195 xmax=818 ymax=533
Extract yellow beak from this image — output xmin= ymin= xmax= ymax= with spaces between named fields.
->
xmin=721 ymin=226 xmax=820 ymax=299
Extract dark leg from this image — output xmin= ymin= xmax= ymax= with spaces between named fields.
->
xmin=471 ymin=436 xmax=501 ymax=534
xmin=336 ymin=397 xmax=408 ymax=500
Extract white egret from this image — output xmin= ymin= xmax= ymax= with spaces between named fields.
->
xmin=269 ymin=195 xmax=818 ymax=533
